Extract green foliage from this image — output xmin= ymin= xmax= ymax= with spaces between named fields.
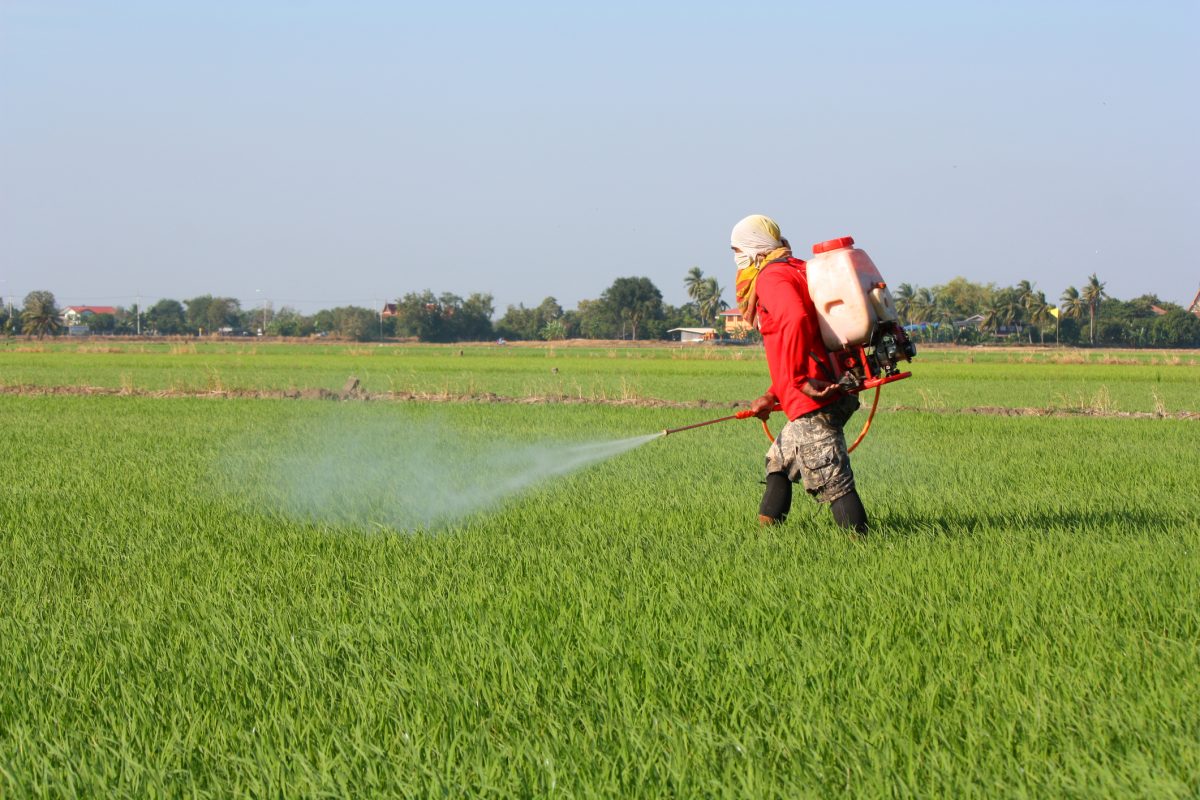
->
xmin=311 ymin=308 xmax=335 ymax=334
xmin=456 ymin=293 xmax=495 ymax=340
xmin=147 ymin=299 xmax=185 ymax=335
xmin=600 ymin=276 xmax=663 ymax=340
xmin=887 ymin=275 xmax=1200 ymax=348
xmin=393 ymin=291 xmax=495 ymax=342
xmin=1061 ymin=285 xmax=1086 ymax=321
xmin=21 ymin=290 xmax=62 ymax=338
xmin=266 ymin=306 xmax=315 ymax=338
xmin=684 ymin=268 xmax=728 ymax=326
xmin=114 ymin=306 xmax=141 ymax=334
xmin=496 ymin=297 xmax=564 ymax=341
xmin=85 ymin=312 xmax=117 ymax=334
xmin=326 ymin=306 xmax=379 ymax=341
xmin=981 ymin=286 xmax=1024 ymax=336
xmin=1025 ymin=290 xmax=1053 ymax=345
xmin=1085 ymin=298 xmax=1200 ymax=348
xmin=539 ymin=318 xmax=567 ymax=340
xmin=572 ymin=298 xmax=616 ymax=339
xmin=1057 ymin=316 xmax=1082 ymax=345
xmin=1082 ymin=273 xmax=1108 ymax=346
xmin=185 ymin=295 xmax=242 ymax=335
xmin=18 ymin=268 xmax=1191 ymax=348
xmin=1153 ymin=309 xmax=1200 ymax=348
xmin=933 ymin=278 xmax=983 ymax=318
xmin=661 ymin=302 xmax=704 ymax=334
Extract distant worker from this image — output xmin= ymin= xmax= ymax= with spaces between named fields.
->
xmin=731 ymin=214 xmax=869 ymax=535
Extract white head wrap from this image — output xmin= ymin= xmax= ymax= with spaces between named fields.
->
xmin=730 ymin=214 xmax=784 ymax=263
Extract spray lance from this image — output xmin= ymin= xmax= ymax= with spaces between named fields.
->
xmin=661 ymin=406 xmax=780 ymax=440
xmin=662 ymin=235 xmax=916 ymax=452
xmin=660 ymin=378 xmax=877 ymax=452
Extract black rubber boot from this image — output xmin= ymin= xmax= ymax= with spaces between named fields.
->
xmin=830 ymin=490 xmax=869 ymax=536
xmin=758 ymin=471 xmax=792 ymax=524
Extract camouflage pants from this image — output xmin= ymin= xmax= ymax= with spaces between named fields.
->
xmin=764 ymin=394 xmax=860 ymax=503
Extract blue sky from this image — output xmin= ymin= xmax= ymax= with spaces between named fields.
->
xmin=2 ymin=1 xmax=1197 ymax=315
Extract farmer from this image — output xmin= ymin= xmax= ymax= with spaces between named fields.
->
xmin=731 ymin=214 xmax=869 ymax=535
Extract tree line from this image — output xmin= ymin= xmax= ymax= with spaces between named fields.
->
xmin=6 ymin=271 xmax=1198 ymax=347
xmin=1 ymin=272 xmax=728 ymax=343
xmin=893 ymin=274 xmax=1200 ymax=348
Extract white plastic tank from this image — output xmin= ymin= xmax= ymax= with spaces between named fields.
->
xmin=805 ymin=236 xmax=899 ymax=350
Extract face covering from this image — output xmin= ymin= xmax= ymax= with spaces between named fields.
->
xmin=731 ymin=214 xmax=791 ymax=325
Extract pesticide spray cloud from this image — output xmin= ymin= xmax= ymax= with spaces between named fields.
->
xmin=223 ymin=410 xmax=657 ymax=531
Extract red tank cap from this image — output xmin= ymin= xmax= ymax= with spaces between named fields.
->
xmin=812 ymin=236 xmax=855 ymax=254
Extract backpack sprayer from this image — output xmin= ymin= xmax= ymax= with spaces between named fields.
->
xmin=663 ymin=236 xmax=916 ymax=451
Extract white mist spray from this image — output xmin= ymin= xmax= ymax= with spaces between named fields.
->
xmin=486 ymin=434 xmax=660 ymax=501
xmin=225 ymin=413 xmax=658 ymax=531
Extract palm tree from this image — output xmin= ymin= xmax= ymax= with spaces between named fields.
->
xmin=1060 ymin=286 xmax=1085 ymax=320
xmin=980 ymin=300 xmax=1002 ymax=337
xmin=1060 ymin=289 xmax=1089 ymax=347
xmin=1008 ymin=293 xmax=1027 ymax=336
xmin=698 ymin=277 xmax=727 ymax=325
xmin=906 ymin=287 xmax=939 ymax=341
xmin=929 ymin=294 xmax=956 ymax=342
xmin=982 ymin=289 xmax=1023 ymax=339
xmin=894 ymin=283 xmax=915 ymax=324
xmin=21 ymin=291 xmax=62 ymax=339
xmin=1081 ymin=273 xmax=1107 ymax=345
xmin=1026 ymin=290 xmax=1052 ymax=345
xmin=913 ymin=287 xmax=936 ymax=320
xmin=684 ymin=267 xmax=705 ymax=304
xmin=1015 ymin=280 xmax=1036 ymax=343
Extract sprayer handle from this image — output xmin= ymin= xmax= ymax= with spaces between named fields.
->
xmin=735 ymin=402 xmax=783 ymax=420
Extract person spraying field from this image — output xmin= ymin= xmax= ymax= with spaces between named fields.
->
xmin=729 ymin=214 xmax=914 ymax=535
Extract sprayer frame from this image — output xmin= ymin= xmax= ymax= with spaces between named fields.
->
xmin=827 ymin=319 xmax=915 ymax=392
xmin=835 ymin=341 xmax=912 ymax=390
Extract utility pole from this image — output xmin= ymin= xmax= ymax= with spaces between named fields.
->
xmin=136 ymin=291 xmax=141 ymax=336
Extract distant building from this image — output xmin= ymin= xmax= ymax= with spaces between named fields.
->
xmin=668 ymin=327 xmax=716 ymax=343
xmin=381 ymin=303 xmax=398 ymax=318
xmin=718 ymin=309 xmax=752 ymax=338
xmin=61 ymin=306 xmax=117 ymax=326
xmin=1189 ymin=287 xmax=1200 ymax=318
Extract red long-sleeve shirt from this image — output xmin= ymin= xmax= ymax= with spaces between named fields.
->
xmin=755 ymin=258 xmax=838 ymax=420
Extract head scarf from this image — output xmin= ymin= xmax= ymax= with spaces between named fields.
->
xmin=731 ymin=214 xmax=792 ymax=324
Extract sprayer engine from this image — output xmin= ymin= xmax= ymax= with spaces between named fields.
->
xmin=830 ymin=320 xmax=917 ymax=391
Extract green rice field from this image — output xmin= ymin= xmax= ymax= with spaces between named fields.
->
xmin=1 ymin=339 xmax=1197 ymax=413
xmin=1 ymin=341 xmax=1198 ymax=797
